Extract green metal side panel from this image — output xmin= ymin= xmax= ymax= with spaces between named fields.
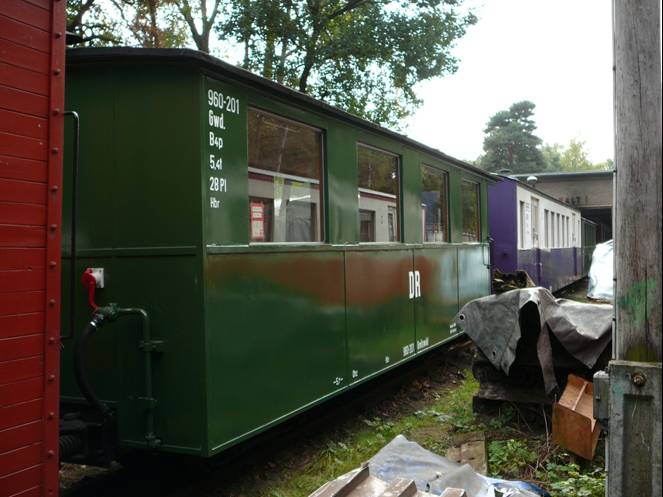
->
xmin=402 ymin=147 xmax=422 ymax=244
xmin=480 ymin=182 xmax=489 ymax=241
xmin=204 ymin=250 xmax=346 ymax=453
xmin=448 ymin=172 xmax=463 ymax=244
xmin=326 ymin=125 xmax=359 ymax=244
xmin=60 ymin=55 xmax=497 ymax=460
xmin=457 ymin=244 xmax=491 ymax=307
xmin=60 ymin=63 xmax=207 ymax=454
xmin=203 ymin=76 xmax=248 ymax=246
xmin=345 ymin=249 xmax=415 ymax=382
xmin=414 ymin=246 xmax=460 ymax=348
xmin=62 ymin=65 xmax=202 ymax=250
xmin=61 ymin=255 xmax=205 ymax=453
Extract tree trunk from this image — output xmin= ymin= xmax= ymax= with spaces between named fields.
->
xmin=298 ymin=28 xmax=321 ymax=92
xmin=148 ymin=0 xmax=159 ymax=47
xmin=263 ymin=33 xmax=276 ymax=79
xmin=275 ymin=1 xmax=292 ymax=84
xmin=243 ymin=37 xmax=250 ymax=68
xmin=298 ymin=0 xmax=322 ymax=92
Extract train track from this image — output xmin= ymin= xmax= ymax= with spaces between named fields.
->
xmin=61 ymin=337 xmax=474 ymax=497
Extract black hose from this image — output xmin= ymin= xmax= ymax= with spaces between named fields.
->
xmin=73 ymin=314 xmax=112 ymax=418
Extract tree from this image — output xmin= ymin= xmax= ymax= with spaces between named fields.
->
xmin=67 ymin=0 xmax=123 ymax=45
xmin=540 ymin=143 xmax=563 ymax=171
xmin=560 ymin=139 xmax=592 ymax=171
xmin=479 ymin=101 xmax=545 ymax=173
xmin=175 ymin=0 xmax=223 ymax=52
xmin=68 ymin=0 xmax=190 ymax=47
xmin=529 ymin=140 xmax=614 ymax=173
xmin=594 ymin=158 xmax=614 ymax=171
xmin=218 ymin=0 xmax=477 ymax=127
xmin=113 ymin=0 xmax=190 ymax=48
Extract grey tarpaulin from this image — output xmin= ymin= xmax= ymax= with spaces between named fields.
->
xmin=454 ymin=288 xmax=612 ymax=394
xmin=368 ymin=435 xmax=544 ymax=497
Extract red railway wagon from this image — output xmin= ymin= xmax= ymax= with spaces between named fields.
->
xmin=0 ymin=0 xmax=66 ymax=496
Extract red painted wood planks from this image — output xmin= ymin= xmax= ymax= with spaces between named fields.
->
xmin=0 ymin=443 xmax=42 ymax=478
xmin=0 ymin=38 xmax=49 ymax=74
xmin=0 ymin=335 xmax=43 ymax=362
xmin=0 ymin=291 xmax=45 ymax=316
xmin=0 ymin=179 xmax=46 ymax=204
xmin=0 ymin=202 xmax=46 ymax=226
xmin=0 ymin=0 xmax=49 ymax=31
xmin=0 ymin=108 xmax=49 ymax=140
xmin=0 ymin=399 xmax=43 ymax=432
xmin=0 ymin=377 xmax=42 ymax=408
xmin=0 ymin=62 xmax=49 ymax=95
xmin=0 ymin=465 xmax=42 ymax=497
xmin=0 ymin=269 xmax=46 ymax=293
xmin=0 ymin=313 xmax=45 ymax=338
xmin=0 ymin=421 xmax=41 ymax=453
xmin=0 ymin=248 xmax=45 ymax=270
xmin=0 ymin=155 xmax=48 ymax=183
xmin=0 ymin=85 xmax=49 ymax=117
xmin=0 ymin=225 xmax=46 ymax=247
xmin=0 ymin=14 xmax=50 ymax=52
xmin=0 ymin=132 xmax=47 ymax=161
xmin=0 ymin=1 xmax=65 ymax=494
xmin=0 ymin=356 xmax=43 ymax=385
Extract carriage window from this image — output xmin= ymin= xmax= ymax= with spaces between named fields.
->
xmin=462 ymin=180 xmax=480 ymax=242
xmin=519 ymin=201 xmax=525 ymax=248
xmin=359 ymin=209 xmax=375 ymax=242
xmin=421 ymin=165 xmax=449 ymax=243
xmin=248 ymin=109 xmax=323 ymax=243
xmin=357 ymin=144 xmax=400 ymax=243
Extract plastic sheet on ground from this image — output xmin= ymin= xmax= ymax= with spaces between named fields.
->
xmin=587 ymin=240 xmax=613 ymax=301
xmin=368 ymin=435 xmax=548 ymax=497
xmin=454 ymin=288 xmax=612 ymax=394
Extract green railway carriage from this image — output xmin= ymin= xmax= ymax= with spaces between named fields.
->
xmin=581 ymin=217 xmax=598 ymax=273
xmin=59 ymin=48 xmax=495 ymax=464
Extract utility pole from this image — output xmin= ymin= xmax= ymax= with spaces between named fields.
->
xmin=600 ymin=0 xmax=662 ymax=495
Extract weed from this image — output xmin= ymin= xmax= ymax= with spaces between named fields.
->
xmin=488 ymin=439 xmax=537 ymax=478
xmin=539 ymin=454 xmax=605 ymax=497
xmin=486 ymin=404 xmax=516 ymax=431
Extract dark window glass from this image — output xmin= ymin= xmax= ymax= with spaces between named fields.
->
xmin=359 ymin=209 xmax=375 ymax=242
xmin=421 ymin=165 xmax=449 ymax=243
xmin=248 ymin=109 xmax=323 ymax=243
xmin=462 ymin=180 xmax=480 ymax=242
xmin=357 ymin=144 xmax=399 ymax=243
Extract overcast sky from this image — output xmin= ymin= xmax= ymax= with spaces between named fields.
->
xmin=404 ymin=0 xmax=614 ymax=164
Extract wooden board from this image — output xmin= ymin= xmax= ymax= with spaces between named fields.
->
xmin=0 ymin=1 xmax=65 ymax=495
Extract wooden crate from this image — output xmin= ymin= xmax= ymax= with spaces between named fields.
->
xmin=552 ymin=374 xmax=601 ymax=460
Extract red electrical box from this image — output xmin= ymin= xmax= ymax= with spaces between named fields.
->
xmin=1 ymin=1 xmax=66 ymax=495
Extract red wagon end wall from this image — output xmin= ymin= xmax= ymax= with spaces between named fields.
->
xmin=1 ymin=0 xmax=65 ymax=496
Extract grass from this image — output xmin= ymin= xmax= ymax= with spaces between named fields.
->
xmin=61 ymin=345 xmax=606 ymax=497
xmin=251 ymin=371 xmax=605 ymax=497
xmin=223 ymin=371 xmax=479 ymax=497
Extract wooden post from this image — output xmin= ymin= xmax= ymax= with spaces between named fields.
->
xmin=609 ymin=1 xmax=662 ymax=495
xmin=613 ymin=0 xmax=662 ymax=362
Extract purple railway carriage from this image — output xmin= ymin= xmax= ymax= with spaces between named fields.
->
xmin=489 ymin=176 xmax=596 ymax=292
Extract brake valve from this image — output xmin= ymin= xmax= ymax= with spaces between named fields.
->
xmin=81 ymin=268 xmax=104 ymax=310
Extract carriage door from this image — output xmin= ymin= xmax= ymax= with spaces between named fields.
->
xmin=572 ymin=213 xmax=578 ymax=275
xmin=531 ymin=197 xmax=542 ymax=283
